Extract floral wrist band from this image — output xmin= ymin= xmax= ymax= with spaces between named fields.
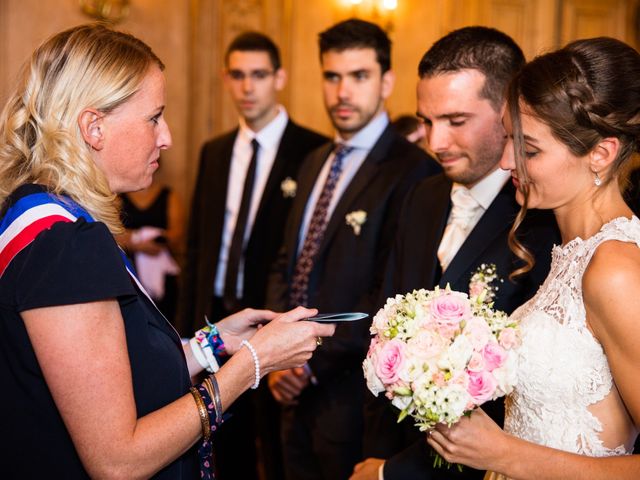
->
xmin=191 ymin=316 xmax=228 ymax=373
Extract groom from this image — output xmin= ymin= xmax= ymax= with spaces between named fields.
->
xmin=352 ymin=27 xmax=560 ymax=480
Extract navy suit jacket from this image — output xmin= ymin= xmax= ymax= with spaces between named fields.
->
xmin=365 ymin=173 xmax=560 ymax=479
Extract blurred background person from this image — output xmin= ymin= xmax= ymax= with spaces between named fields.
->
xmin=118 ymin=169 xmax=185 ymax=324
xmin=391 ymin=114 xmax=427 ymax=148
xmin=266 ymin=19 xmax=440 ymax=480
xmin=179 ymin=31 xmax=327 ymax=480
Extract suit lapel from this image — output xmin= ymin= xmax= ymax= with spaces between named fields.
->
xmin=420 ymin=178 xmax=451 ymax=288
xmin=440 ymin=182 xmax=517 ymax=287
xmin=316 ymin=126 xmax=395 ymax=256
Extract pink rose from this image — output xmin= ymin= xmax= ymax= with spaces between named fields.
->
xmin=430 ymin=292 xmax=470 ymax=333
xmin=407 ymin=330 xmax=445 ymax=359
xmin=467 ymin=370 xmax=498 ymax=404
xmin=498 ymin=327 xmax=520 ymax=350
xmin=483 ymin=342 xmax=507 ymax=371
xmin=374 ymin=339 xmax=405 ymax=384
xmin=469 ymin=282 xmax=486 ymax=298
xmin=463 ymin=316 xmax=492 ymax=350
xmin=467 ymin=351 xmax=485 ymax=372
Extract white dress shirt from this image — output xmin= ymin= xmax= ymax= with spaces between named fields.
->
xmin=215 ymin=106 xmax=289 ymax=298
xmin=437 ymin=167 xmax=511 ymax=264
xmin=297 ymin=112 xmax=389 ymax=255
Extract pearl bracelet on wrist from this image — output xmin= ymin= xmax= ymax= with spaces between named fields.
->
xmin=241 ymin=339 xmax=260 ymax=389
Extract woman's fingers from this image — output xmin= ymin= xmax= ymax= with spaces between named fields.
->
xmin=274 ymin=306 xmax=318 ymax=323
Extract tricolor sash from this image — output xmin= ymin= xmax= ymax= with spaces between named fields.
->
xmin=0 ymin=191 xmax=158 ymax=310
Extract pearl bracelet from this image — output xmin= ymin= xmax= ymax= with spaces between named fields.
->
xmin=241 ymin=340 xmax=260 ymax=389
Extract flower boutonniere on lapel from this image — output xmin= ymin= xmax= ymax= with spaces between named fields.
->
xmin=469 ymin=263 xmax=503 ymax=303
xmin=345 ymin=210 xmax=367 ymax=236
xmin=280 ymin=177 xmax=297 ymax=198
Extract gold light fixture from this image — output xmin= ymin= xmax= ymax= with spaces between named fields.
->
xmin=343 ymin=0 xmax=398 ymax=32
xmin=80 ymin=0 xmax=130 ymax=24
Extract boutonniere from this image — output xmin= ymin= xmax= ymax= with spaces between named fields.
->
xmin=280 ymin=177 xmax=297 ymax=198
xmin=469 ymin=263 xmax=503 ymax=303
xmin=345 ymin=210 xmax=367 ymax=236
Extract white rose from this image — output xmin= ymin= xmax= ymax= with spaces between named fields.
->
xmin=437 ymin=334 xmax=473 ymax=372
xmin=398 ymin=355 xmax=426 ymax=384
xmin=391 ymin=394 xmax=412 ymax=411
xmin=491 ymin=350 xmax=518 ymax=396
xmin=363 ymin=357 xmax=385 ymax=396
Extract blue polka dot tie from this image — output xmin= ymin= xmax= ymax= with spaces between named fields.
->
xmin=289 ymin=144 xmax=354 ymax=307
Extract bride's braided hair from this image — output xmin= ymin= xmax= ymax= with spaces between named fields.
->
xmin=507 ymin=37 xmax=640 ymax=277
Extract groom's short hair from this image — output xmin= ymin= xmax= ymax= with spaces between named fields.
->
xmin=418 ymin=26 xmax=524 ymax=111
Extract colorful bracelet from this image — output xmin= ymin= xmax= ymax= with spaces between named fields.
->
xmin=192 ymin=316 xmax=228 ymax=373
xmin=189 ymin=337 xmax=219 ymax=373
xmin=241 ymin=339 xmax=260 ymax=389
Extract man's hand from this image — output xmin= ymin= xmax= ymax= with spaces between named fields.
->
xmin=350 ymin=458 xmax=385 ymax=480
xmin=268 ymin=367 xmax=311 ymax=405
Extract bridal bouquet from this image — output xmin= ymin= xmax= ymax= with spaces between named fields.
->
xmin=363 ymin=285 xmax=519 ymax=432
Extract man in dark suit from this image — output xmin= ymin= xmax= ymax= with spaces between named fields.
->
xmin=266 ymin=19 xmax=441 ymax=480
xmin=179 ymin=32 xmax=326 ymax=480
xmin=351 ymin=27 xmax=560 ymax=480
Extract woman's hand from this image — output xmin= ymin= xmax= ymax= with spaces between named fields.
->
xmin=216 ymin=308 xmax=277 ymax=355
xmin=427 ymin=408 xmax=510 ymax=472
xmin=248 ymin=306 xmax=336 ymax=375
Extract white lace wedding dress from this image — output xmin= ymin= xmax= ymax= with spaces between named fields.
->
xmin=485 ymin=216 xmax=638 ymax=480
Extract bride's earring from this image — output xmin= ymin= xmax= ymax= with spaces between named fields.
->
xmin=594 ymin=171 xmax=602 ymax=187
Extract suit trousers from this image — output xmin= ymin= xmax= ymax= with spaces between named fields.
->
xmin=281 ymin=370 xmax=364 ymax=480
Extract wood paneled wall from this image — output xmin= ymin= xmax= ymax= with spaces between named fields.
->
xmin=1 ymin=0 xmax=638 ymax=201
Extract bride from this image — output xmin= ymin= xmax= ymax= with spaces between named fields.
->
xmin=427 ymin=37 xmax=640 ymax=479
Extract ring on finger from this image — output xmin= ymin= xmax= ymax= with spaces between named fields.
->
xmin=316 ymin=336 xmax=323 ymax=346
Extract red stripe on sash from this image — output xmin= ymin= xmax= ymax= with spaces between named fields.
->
xmin=0 ymin=215 xmax=72 ymax=277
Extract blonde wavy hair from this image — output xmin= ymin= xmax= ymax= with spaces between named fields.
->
xmin=0 ymin=23 xmax=164 ymax=233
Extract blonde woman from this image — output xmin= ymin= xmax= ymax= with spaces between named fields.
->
xmin=0 ymin=24 xmax=334 ymax=479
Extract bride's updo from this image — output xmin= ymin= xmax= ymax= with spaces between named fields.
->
xmin=507 ymin=37 xmax=640 ymax=275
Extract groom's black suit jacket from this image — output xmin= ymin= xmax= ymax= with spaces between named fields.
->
xmin=178 ymin=120 xmax=327 ymax=335
xmin=364 ymin=173 xmax=560 ymax=479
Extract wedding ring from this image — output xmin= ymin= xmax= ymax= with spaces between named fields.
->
xmin=315 ymin=336 xmax=323 ymax=346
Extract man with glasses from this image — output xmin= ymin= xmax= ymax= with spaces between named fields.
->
xmin=179 ymin=31 xmax=327 ymax=480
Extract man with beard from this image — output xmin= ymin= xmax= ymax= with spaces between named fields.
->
xmin=179 ymin=32 xmax=327 ymax=480
xmin=266 ymin=18 xmax=441 ymax=480
xmin=350 ymin=26 xmax=560 ymax=480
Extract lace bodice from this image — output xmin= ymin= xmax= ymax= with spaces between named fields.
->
xmin=505 ymin=216 xmax=640 ymax=457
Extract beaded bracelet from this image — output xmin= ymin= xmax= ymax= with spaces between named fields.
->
xmin=241 ymin=339 xmax=260 ymax=389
